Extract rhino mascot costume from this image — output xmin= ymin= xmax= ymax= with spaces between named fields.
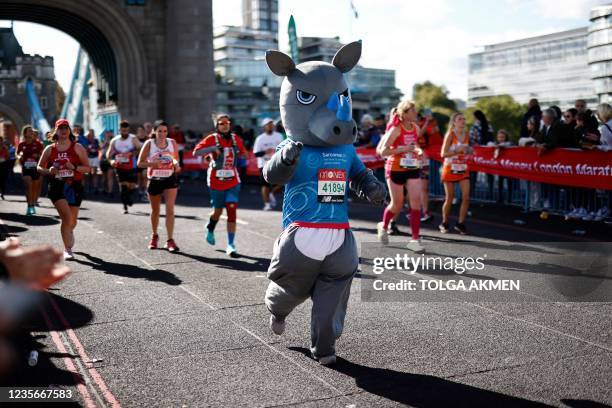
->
xmin=263 ymin=41 xmax=386 ymax=365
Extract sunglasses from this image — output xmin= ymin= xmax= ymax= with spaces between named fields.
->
xmin=58 ymin=125 xmax=70 ymax=130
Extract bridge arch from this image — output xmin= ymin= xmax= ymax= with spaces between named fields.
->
xmin=0 ymin=0 xmax=156 ymax=123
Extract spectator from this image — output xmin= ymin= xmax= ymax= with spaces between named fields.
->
xmin=575 ymin=111 xmax=601 ymax=150
xmin=596 ymin=103 xmax=612 ymax=151
xmin=520 ymin=98 xmax=542 ymax=139
xmin=355 ymin=114 xmax=381 ymax=148
xmin=275 ymin=120 xmax=287 ymax=139
xmin=549 ymin=105 xmax=563 ymax=124
xmin=469 ymin=110 xmax=493 ymax=145
xmin=374 ymin=114 xmax=387 ymax=135
xmin=73 ymin=124 xmax=87 ymax=146
xmin=518 ymin=116 xmax=539 ymax=146
xmin=563 ymin=108 xmax=577 ymax=127
xmin=575 ymin=99 xmax=599 ymax=130
xmin=535 ymin=108 xmax=564 ymax=153
xmin=491 ymin=129 xmax=513 ymax=203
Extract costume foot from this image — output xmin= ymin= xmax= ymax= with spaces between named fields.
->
xmin=317 ymin=355 xmax=337 ymax=366
xmin=269 ymin=315 xmax=286 ymax=335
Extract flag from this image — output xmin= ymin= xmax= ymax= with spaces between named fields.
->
xmin=350 ymin=0 xmax=359 ymax=18
xmin=288 ymin=15 xmax=300 ymax=63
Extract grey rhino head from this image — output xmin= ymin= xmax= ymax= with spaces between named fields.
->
xmin=266 ymin=41 xmax=361 ymax=146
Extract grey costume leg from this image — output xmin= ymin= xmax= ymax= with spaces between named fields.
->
xmin=265 ymin=224 xmax=321 ymax=318
xmin=310 ymin=230 xmax=358 ymax=359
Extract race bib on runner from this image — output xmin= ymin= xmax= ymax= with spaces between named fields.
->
xmin=24 ymin=160 xmax=37 ymax=168
xmin=451 ymin=163 xmax=467 ymax=174
xmin=57 ymin=169 xmax=74 ymax=179
xmin=151 ymin=169 xmax=173 ymax=178
xmin=317 ymin=168 xmax=346 ymax=203
xmin=216 ymin=169 xmax=235 ymax=179
xmin=400 ymin=153 xmax=420 ymax=169
xmin=116 ymin=153 xmax=131 ymax=164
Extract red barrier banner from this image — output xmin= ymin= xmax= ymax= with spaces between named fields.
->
xmin=182 ymin=148 xmax=386 ymax=176
xmin=425 ymin=146 xmax=612 ymax=191
xmin=183 ymin=147 xmax=612 ymax=190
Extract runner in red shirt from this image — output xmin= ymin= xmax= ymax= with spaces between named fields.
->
xmin=193 ymin=114 xmax=248 ymax=256
xmin=17 ymin=125 xmax=44 ymax=215
xmin=417 ymin=109 xmax=443 ymax=223
xmin=37 ymin=119 xmax=90 ymax=260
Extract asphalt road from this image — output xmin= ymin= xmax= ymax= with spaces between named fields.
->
xmin=1 ymin=179 xmax=611 ymax=407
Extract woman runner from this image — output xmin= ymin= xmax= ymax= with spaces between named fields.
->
xmin=439 ymin=112 xmax=471 ymax=234
xmin=17 ymin=125 xmax=44 ymax=214
xmin=376 ymin=100 xmax=425 ymax=253
xmin=137 ymin=120 xmax=181 ymax=252
xmin=37 ymin=119 xmax=90 ymax=260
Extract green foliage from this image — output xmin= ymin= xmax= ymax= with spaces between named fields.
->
xmin=465 ymin=95 xmax=525 ymax=144
xmin=414 ymin=81 xmax=457 ymax=112
xmin=413 ymin=81 xmax=458 ymax=134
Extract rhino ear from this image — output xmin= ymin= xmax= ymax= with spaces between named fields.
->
xmin=332 ymin=41 xmax=362 ymax=73
xmin=266 ymin=50 xmax=296 ymax=76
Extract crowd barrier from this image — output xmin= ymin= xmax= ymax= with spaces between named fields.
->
xmin=181 ymin=145 xmax=612 ymax=216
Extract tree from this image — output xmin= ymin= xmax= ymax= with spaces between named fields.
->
xmin=414 ymin=81 xmax=457 ymax=112
xmin=465 ymin=95 xmax=525 ymax=144
xmin=413 ymin=81 xmax=457 ymax=134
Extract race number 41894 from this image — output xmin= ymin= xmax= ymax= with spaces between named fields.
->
xmin=317 ymin=168 xmax=346 ymax=203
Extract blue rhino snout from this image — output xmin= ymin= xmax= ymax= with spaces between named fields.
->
xmin=326 ymin=92 xmax=352 ymax=122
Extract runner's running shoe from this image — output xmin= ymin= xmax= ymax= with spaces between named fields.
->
xmin=454 ymin=223 xmax=467 ymax=235
xmin=206 ymin=230 xmax=215 ymax=245
xmin=148 ymin=234 xmax=159 ymax=249
xmin=165 ymin=239 xmax=179 ymax=253
xmin=420 ymin=213 xmax=433 ymax=223
xmin=377 ymin=222 xmax=389 ymax=245
xmin=226 ymin=243 xmax=237 ymax=257
xmin=388 ymin=220 xmax=400 ymax=235
xmin=406 ymin=239 xmax=425 ymax=254
xmin=439 ymin=222 xmax=450 ymax=233
xmin=63 ymin=248 xmax=74 ymax=260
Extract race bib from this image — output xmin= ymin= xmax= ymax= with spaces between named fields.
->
xmin=24 ymin=160 xmax=37 ymax=168
xmin=317 ymin=169 xmax=346 ymax=203
xmin=116 ymin=153 xmax=131 ymax=164
xmin=151 ymin=169 xmax=173 ymax=178
xmin=57 ymin=169 xmax=74 ymax=179
xmin=400 ymin=153 xmax=420 ymax=169
xmin=216 ymin=169 xmax=235 ymax=179
xmin=451 ymin=163 xmax=467 ymax=174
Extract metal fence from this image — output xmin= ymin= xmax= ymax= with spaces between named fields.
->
xmin=428 ymin=160 xmax=612 ymax=217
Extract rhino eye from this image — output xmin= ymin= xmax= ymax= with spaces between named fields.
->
xmin=296 ymin=90 xmax=316 ymax=105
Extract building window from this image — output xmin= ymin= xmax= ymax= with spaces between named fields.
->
xmin=40 ymin=96 xmax=48 ymax=109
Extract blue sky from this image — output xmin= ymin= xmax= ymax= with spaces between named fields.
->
xmin=1 ymin=0 xmax=607 ymax=101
